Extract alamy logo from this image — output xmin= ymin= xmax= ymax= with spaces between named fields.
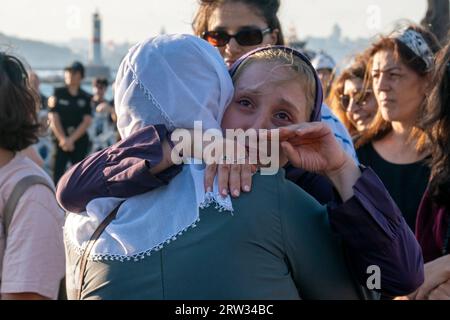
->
xmin=170 ymin=121 xmax=280 ymax=175
xmin=366 ymin=265 xmax=381 ymax=290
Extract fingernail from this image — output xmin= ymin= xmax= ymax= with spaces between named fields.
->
xmin=233 ymin=189 xmax=240 ymax=197
xmin=222 ymin=189 xmax=228 ymax=196
xmin=243 ymin=185 xmax=250 ymax=192
xmin=206 ymin=187 xmax=212 ymax=193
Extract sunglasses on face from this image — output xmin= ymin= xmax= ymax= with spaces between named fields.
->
xmin=202 ymin=27 xmax=272 ymax=47
xmin=340 ymin=90 xmax=373 ymax=110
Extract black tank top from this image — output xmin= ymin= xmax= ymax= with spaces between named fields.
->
xmin=357 ymin=143 xmax=430 ymax=231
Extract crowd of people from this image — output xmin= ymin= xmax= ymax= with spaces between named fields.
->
xmin=0 ymin=0 xmax=449 ymax=300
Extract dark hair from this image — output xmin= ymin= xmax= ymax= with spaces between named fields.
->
xmin=422 ymin=43 xmax=450 ymax=207
xmin=357 ymin=24 xmax=441 ymax=153
xmin=0 ymin=52 xmax=40 ymax=152
xmin=94 ymin=77 xmax=109 ymax=87
xmin=192 ymin=0 xmax=284 ymax=45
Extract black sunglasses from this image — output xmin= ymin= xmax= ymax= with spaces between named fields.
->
xmin=340 ymin=90 xmax=373 ymax=110
xmin=202 ymin=27 xmax=272 ymax=47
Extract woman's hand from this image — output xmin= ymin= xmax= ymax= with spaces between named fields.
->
xmin=275 ymin=122 xmax=348 ymax=175
xmin=204 ymin=162 xmax=256 ymax=198
xmin=410 ymin=255 xmax=450 ymax=300
xmin=274 ymin=122 xmax=361 ymax=201
xmin=170 ymin=129 xmax=257 ymax=197
xmin=203 ymin=138 xmax=257 ymax=198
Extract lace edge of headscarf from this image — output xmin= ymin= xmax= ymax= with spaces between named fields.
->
xmin=200 ymin=191 xmax=234 ymax=215
xmin=63 ymin=198 xmax=233 ymax=263
xmin=63 ymin=218 xmax=201 ymax=262
xmin=129 ymin=65 xmax=177 ymax=132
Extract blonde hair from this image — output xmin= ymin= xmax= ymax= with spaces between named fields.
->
xmin=232 ymin=48 xmax=316 ymax=120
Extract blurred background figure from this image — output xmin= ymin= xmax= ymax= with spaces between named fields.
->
xmin=90 ymin=77 xmax=117 ymax=151
xmin=92 ymin=77 xmax=108 ymax=109
xmin=92 ymin=77 xmax=116 ymax=124
xmin=329 ymin=52 xmax=378 ymax=143
xmin=24 ymin=71 xmax=49 ymax=168
xmin=312 ymin=51 xmax=336 ymax=100
xmin=47 ymin=61 xmax=93 ymax=184
xmin=28 ymin=71 xmax=48 ymax=111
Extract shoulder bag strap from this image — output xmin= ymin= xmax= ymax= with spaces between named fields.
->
xmin=75 ymin=202 xmax=123 ymax=300
xmin=3 ymin=175 xmax=54 ymax=238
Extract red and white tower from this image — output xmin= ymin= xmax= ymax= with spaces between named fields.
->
xmin=89 ymin=11 xmax=102 ymax=65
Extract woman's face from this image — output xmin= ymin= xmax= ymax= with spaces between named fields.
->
xmin=207 ymin=2 xmax=278 ymax=68
xmin=343 ymin=78 xmax=378 ymax=132
xmin=371 ymin=49 xmax=428 ymax=126
xmin=221 ymin=61 xmax=309 ymax=131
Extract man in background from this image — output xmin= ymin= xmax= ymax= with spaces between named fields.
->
xmin=48 ymin=61 xmax=92 ymax=184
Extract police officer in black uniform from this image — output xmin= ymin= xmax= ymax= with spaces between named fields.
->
xmin=48 ymin=61 xmax=93 ymax=184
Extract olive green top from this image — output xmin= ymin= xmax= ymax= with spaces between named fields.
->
xmin=66 ymin=170 xmax=363 ymax=300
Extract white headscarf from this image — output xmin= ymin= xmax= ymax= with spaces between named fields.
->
xmin=65 ymin=34 xmax=235 ymax=261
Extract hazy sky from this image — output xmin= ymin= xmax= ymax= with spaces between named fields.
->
xmin=0 ymin=0 xmax=428 ymax=43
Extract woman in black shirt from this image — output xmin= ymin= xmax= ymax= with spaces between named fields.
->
xmin=356 ymin=25 xmax=440 ymax=231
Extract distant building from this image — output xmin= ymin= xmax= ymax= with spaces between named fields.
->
xmin=85 ymin=11 xmax=110 ymax=81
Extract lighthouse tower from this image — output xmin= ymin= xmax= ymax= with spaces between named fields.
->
xmin=90 ymin=11 xmax=103 ymax=65
xmin=86 ymin=10 xmax=110 ymax=80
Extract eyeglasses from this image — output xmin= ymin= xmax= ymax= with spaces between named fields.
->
xmin=202 ymin=27 xmax=272 ymax=47
xmin=340 ymin=90 xmax=373 ymax=110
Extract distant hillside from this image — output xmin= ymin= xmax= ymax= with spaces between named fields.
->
xmin=0 ymin=33 xmax=83 ymax=69
xmin=0 ymin=27 xmax=373 ymax=72
xmin=303 ymin=25 xmax=372 ymax=70
xmin=0 ymin=33 xmax=130 ymax=70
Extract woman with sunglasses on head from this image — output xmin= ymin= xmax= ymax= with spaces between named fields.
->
xmin=356 ymin=25 xmax=441 ymax=232
xmin=407 ymin=43 xmax=450 ymax=300
xmin=329 ymin=52 xmax=378 ymax=144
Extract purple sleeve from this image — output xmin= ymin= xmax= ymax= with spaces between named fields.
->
xmin=328 ymin=167 xmax=424 ymax=297
xmin=56 ymin=125 xmax=182 ymax=213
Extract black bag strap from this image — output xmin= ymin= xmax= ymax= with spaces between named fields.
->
xmin=75 ymin=202 xmax=123 ymax=300
xmin=3 ymin=175 xmax=55 ymax=238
